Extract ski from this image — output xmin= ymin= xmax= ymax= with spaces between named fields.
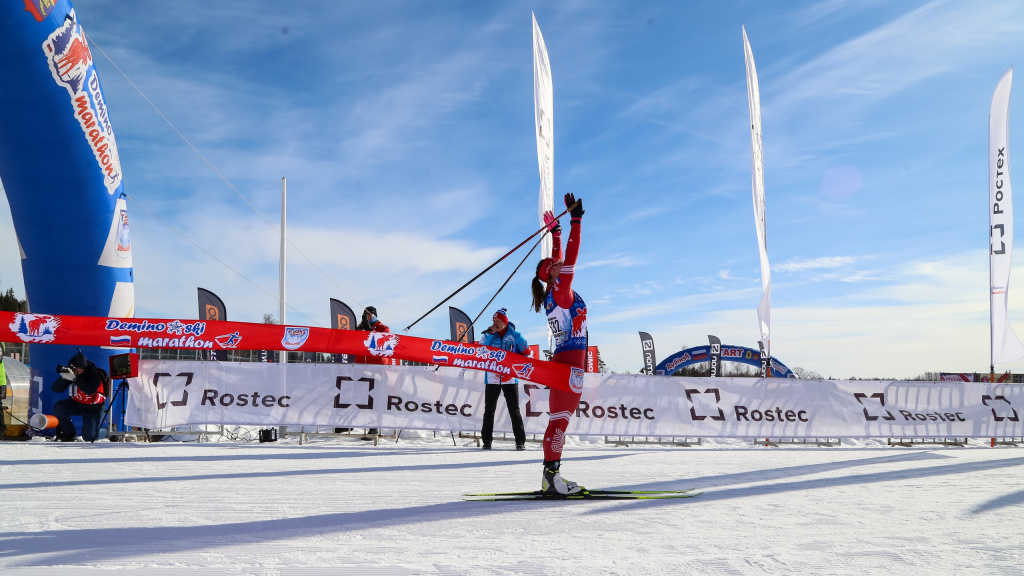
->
xmin=464 ymin=488 xmax=696 ymax=497
xmin=463 ymin=491 xmax=700 ymax=502
xmin=463 ymin=488 xmax=700 ymax=501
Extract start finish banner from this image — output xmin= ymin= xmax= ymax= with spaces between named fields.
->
xmin=0 ymin=311 xmax=578 ymax=393
xmin=126 ymin=362 xmax=1024 ymax=438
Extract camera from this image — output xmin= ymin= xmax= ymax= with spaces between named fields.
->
xmin=56 ymin=364 xmax=72 ymax=374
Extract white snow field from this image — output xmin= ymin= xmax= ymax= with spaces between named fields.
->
xmin=2 ymin=433 xmax=1023 ymax=575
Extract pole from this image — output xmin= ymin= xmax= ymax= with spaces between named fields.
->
xmin=279 ymin=177 xmax=288 ymax=439
xmin=405 ymin=202 xmax=577 ymax=331
xmin=280 ymin=177 xmax=287 ymax=332
xmin=465 ymin=234 xmax=544 ymax=338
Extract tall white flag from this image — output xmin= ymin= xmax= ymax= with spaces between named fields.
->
xmin=533 ymin=12 xmax=555 ymax=258
xmin=743 ymin=27 xmax=771 ymax=361
xmin=989 ymin=67 xmax=1024 ymax=365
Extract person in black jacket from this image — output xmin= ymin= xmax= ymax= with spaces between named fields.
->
xmin=51 ymin=350 xmax=108 ymax=442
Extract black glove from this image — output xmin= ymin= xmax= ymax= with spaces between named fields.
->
xmin=565 ymin=193 xmax=584 ymax=219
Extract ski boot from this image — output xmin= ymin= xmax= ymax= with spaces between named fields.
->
xmin=541 ymin=460 xmax=582 ymax=496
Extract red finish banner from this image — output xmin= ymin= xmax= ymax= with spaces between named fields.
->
xmin=2 ymin=311 xmax=578 ymax=393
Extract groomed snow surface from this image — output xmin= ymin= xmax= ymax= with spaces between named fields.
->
xmin=2 ymin=432 xmax=1023 ymax=575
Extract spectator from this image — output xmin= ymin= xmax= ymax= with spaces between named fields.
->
xmin=478 ymin=308 xmax=529 ymax=451
xmin=355 ymin=306 xmax=390 ymax=438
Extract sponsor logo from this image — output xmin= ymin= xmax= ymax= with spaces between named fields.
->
xmin=576 ymin=401 xmax=655 ymax=421
xmin=432 ymin=355 xmax=449 ymax=364
xmin=684 ymin=387 xmax=809 ymax=423
xmin=281 ymin=327 xmax=310 ymax=350
xmin=202 ymin=389 xmax=291 ymax=408
xmin=512 ymin=362 xmax=535 ymax=380
xmin=116 ymin=209 xmax=131 ymax=258
xmin=24 ymin=0 xmax=57 ymax=22
xmin=981 ymin=395 xmax=1020 ymax=422
xmin=109 ymin=335 xmax=131 ymax=346
xmin=10 ymin=313 xmax=59 ymax=343
xmin=335 ymin=376 xmax=375 ymax=409
xmin=103 ymin=319 xmax=212 ymax=347
xmin=854 ymin=392 xmax=966 ymax=423
xmin=43 ymin=11 xmax=123 ymax=195
xmin=569 ymin=367 xmax=584 ymax=393
xmin=387 ymin=395 xmax=473 ymax=417
xmin=105 ymin=319 xmax=166 ymax=332
xmin=429 ymin=341 xmax=508 ymax=362
xmin=203 ymin=304 xmax=221 ymax=321
xmin=153 ymin=372 xmax=192 ymax=410
xmin=165 ymin=320 xmax=205 ymax=336
xmin=215 ymin=332 xmax=242 ymax=349
xmin=365 ymin=332 xmax=398 ymax=357
xmin=853 ymin=392 xmax=895 ymax=421
xmin=642 ymin=340 xmax=654 ymax=351
xmin=685 ymin=388 xmax=726 ymax=421
xmin=665 ymin=352 xmax=691 ymax=373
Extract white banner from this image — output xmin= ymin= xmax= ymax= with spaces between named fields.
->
xmin=990 ymin=67 xmax=1024 ymax=364
xmin=533 ymin=12 xmax=555 ymax=259
xmin=126 ymin=361 xmax=1024 ymax=438
xmin=743 ymin=27 xmax=771 ymax=359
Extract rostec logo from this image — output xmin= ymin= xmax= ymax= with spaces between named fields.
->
xmin=982 ymin=395 xmax=1020 ymax=422
xmin=153 ymin=372 xmax=192 ymax=409
xmin=335 ymin=376 xmax=373 ymax=409
xmin=853 ymin=392 xmax=895 ymax=421
xmin=685 ymin=388 xmax=726 ymax=421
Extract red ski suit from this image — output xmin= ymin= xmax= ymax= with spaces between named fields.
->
xmin=542 ymin=216 xmax=586 ymax=462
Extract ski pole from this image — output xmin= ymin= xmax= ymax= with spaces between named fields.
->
xmin=405 ymin=202 xmax=577 ymax=332
xmin=461 ymin=234 xmax=543 ymax=340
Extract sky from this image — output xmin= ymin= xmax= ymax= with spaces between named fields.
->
xmin=3 ymin=0 xmax=1024 ymax=378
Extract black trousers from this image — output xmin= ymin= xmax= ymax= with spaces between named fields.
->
xmin=53 ymin=398 xmax=105 ymax=442
xmin=481 ymin=383 xmax=526 ymax=446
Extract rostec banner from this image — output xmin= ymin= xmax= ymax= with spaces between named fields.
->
xmin=989 ymin=67 xmax=1024 ymax=364
xmin=533 ymin=11 xmax=554 ymax=259
xmin=126 ymin=362 xmax=1024 ymax=439
xmin=0 ymin=311 xmax=578 ymax=393
xmin=744 ymin=26 xmax=772 ymax=362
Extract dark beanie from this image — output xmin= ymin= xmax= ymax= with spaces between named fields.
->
xmin=68 ymin=351 xmax=88 ymax=369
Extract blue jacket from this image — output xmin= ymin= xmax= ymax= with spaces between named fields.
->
xmin=479 ymin=322 xmax=530 ymax=384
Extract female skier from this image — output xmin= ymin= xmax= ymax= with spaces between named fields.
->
xmin=531 ymin=192 xmax=587 ymax=496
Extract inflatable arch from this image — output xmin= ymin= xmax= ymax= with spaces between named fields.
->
xmin=0 ymin=2 xmax=134 ymax=430
xmin=656 ymin=344 xmax=795 ymax=378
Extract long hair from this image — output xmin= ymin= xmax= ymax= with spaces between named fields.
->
xmin=531 ymin=260 xmax=549 ymax=312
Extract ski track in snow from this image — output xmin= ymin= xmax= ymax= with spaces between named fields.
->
xmin=2 ymin=434 xmax=1023 ymax=575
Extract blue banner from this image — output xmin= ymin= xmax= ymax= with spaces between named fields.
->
xmin=656 ymin=344 xmax=794 ymax=378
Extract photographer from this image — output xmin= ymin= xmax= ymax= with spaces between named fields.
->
xmin=51 ymin=350 xmax=108 ymax=442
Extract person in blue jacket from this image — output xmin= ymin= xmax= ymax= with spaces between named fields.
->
xmin=478 ymin=308 xmax=529 ymax=450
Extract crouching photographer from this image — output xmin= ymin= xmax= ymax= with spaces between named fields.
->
xmin=51 ymin=350 xmax=109 ymax=442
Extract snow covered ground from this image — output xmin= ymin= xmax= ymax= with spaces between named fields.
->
xmin=2 ymin=432 xmax=1024 ymax=575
